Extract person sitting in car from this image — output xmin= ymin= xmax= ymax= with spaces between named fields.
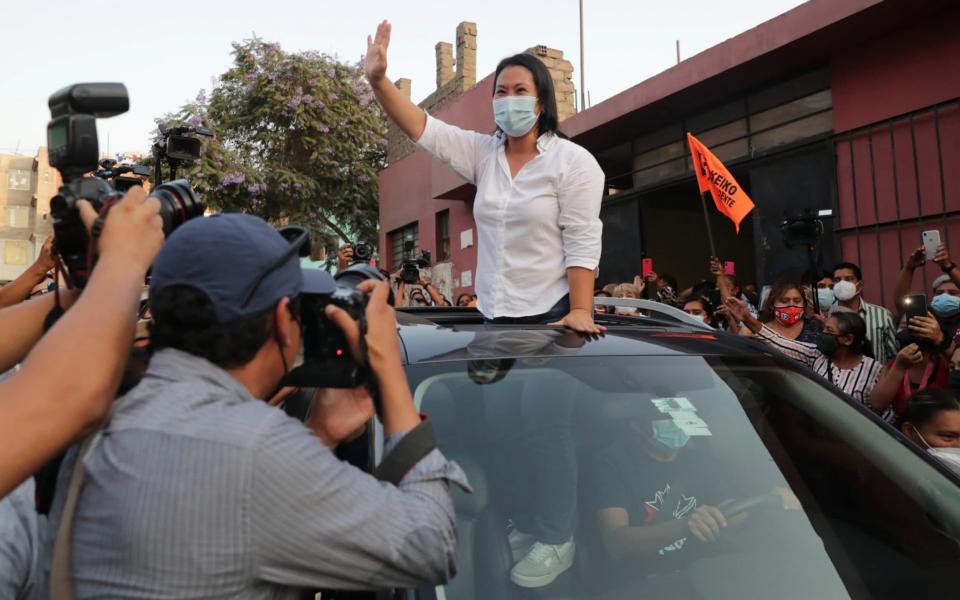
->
xmin=585 ymin=398 xmax=800 ymax=595
xmin=585 ymin=400 xmax=740 ymax=585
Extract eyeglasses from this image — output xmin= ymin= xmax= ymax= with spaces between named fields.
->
xmin=239 ymin=226 xmax=309 ymax=308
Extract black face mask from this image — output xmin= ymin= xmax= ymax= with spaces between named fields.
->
xmin=816 ymin=332 xmax=841 ymax=357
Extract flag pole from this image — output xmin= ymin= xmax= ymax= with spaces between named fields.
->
xmin=699 ymin=191 xmax=718 ymax=259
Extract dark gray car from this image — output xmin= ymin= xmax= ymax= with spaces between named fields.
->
xmin=387 ymin=301 xmax=960 ymax=600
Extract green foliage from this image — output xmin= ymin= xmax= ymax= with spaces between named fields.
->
xmin=152 ymin=37 xmax=386 ymax=258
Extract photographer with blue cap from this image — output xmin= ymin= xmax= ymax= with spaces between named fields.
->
xmin=45 ymin=213 xmax=468 ymax=599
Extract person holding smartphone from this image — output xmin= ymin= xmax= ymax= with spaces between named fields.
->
xmin=870 ymin=311 xmax=953 ymax=422
xmin=365 ymin=21 xmax=605 ymax=335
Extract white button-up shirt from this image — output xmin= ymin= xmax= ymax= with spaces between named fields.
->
xmin=417 ymin=113 xmax=605 ymax=319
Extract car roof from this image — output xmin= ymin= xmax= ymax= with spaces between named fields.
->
xmin=396 ymin=308 xmax=775 ymax=365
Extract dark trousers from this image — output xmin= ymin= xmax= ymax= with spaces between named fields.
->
xmin=484 ymin=295 xmax=571 ymax=325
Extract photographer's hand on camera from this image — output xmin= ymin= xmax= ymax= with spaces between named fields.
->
xmin=306 ymin=387 xmax=375 ymax=449
xmin=324 ymin=279 xmax=420 ymax=435
xmin=0 ymin=185 xmax=163 ymax=498
xmin=337 ymin=244 xmax=354 ymax=272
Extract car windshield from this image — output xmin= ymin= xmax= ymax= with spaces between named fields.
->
xmin=399 ymin=353 xmax=960 ymax=600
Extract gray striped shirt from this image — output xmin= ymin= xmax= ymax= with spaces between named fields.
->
xmin=44 ymin=348 xmax=467 ymax=599
xmin=831 ymin=299 xmax=898 ymax=364
xmin=757 ymin=325 xmax=888 ymax=420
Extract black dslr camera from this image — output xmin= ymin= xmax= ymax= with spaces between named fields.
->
xmin=400 ymin=240 xmax=431 ymax=284
xmin=283 ymin=253 xmax=392 ymax=389
xmin=351 ymin=241 xmax=374 ymax=264
xmin=47 ymin=83 xmax=205 ymax=287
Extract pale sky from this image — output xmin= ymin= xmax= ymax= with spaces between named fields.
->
xmin=0 ymin=0 xmax=806 ymax=157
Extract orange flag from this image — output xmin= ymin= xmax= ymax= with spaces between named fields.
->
xmin=687 ymin=132 xmax=755 ymax=233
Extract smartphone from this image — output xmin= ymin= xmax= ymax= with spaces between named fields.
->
xmin=708 ymin=289 xmax=723 ymax=309
xmin=922 ymin=230 xmax=941 ymax=260
xmin=903 ymin=293 xmax=928 ymax=321
xmin=724 ymin=261 xmax=736 ymax=276
xmin=642 ymin=258 xmax=654 ymax=279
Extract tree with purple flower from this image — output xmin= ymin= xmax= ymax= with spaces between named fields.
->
xmin=148 ymin=36 xmax=387 ymax=259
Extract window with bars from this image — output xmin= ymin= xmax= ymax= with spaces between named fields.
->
xmin=4 ymin=206 xmax=30 ymax=228
xmin=7 ymin=170 xmax=30 ymax=191
xmin=389 ymin=222 xmax=419 ymax=269
xmin=436 ymin=210 xmax=450 ymax=262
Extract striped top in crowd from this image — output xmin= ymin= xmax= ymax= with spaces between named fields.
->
xmin=756 ymin=325 xmax=889 ymax=421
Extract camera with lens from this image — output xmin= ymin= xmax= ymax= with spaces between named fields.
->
xmin=780 ymin=209 xmax=833 ymax=248
xmin=400 ymin=240 xmax=431 ymax=285
xmin=284 ymin=262 xmax=391 ymax=389
xmin=351 ymin=241 xmax=373 ymax=264
xmin=46 ymin=83 xmax=206 ymax=288
xmin=152 ymin=123 xmax=214 ymax=183
xmin=93 ymin=159 xmax=152 ymax=192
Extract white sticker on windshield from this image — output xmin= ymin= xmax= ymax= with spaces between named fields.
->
xmin=668 ymin=410 xmax=712 ymax=437
xmin=652 ymin=397 xmax=696 ymax=414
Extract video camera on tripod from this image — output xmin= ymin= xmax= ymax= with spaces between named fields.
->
xmin=152 ymin=123 xmax=214 ymax=184
xmin=46 ymin=83 xmax=206 ymax=288
xmin=780 ymin=208 xmax=834 ymax=312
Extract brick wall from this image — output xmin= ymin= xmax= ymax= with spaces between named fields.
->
xmin=385 ymin=22 xmax=577 ymax=165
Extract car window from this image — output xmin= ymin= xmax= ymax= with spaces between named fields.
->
xmin=401 ymin=354 xmax=960 ymax=600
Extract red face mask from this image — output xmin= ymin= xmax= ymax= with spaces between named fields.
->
xmin=774 ymin=305 xmax=804 ymax=327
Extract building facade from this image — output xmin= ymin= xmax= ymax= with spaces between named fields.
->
xmin=0 ymin=148 xmax=59 ymax=282
xmin=378 ymin=0 xmax=960 ymax=307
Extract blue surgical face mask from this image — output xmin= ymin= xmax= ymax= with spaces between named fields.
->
xmin=931 ymin=293 xmax=960 ymax=319
xmin=817 ymin=288 xmax=835 ymax=309
xmin=493 ymin=96 xmax=539 ymax=138
xmin=651 ymin=419 xmax=690 ymax=451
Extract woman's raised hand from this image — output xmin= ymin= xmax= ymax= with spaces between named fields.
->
xmin=365 ymin=20 xmax=391 ymax=84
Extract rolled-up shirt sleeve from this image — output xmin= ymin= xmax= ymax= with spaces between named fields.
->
xmin=557 ymin=147 xmax=605 ymax=270
xmin=251 ymin=413 xmax=469 ymax=590
xmin=416 ymin=113 xmax=490 ymax=186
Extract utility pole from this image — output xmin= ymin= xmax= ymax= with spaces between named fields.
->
xmin=579 ymin=0 xmax=586 ymax=112
xmin=676 ymin=40 xmax=681 ymax=64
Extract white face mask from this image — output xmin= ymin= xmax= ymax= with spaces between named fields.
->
xmin=929 ymin=448 xmax=960 ymax=477
xmin=687 ymin=313 xmax=706 ymax=323
xmin=833 ymin=280 xmax=859 ymax=302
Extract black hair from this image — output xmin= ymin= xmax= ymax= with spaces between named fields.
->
xmin=149 ymin=285 xmax=300 ymax=369
xmin=833 ymin=261 xmax=863 ymax=281
xmin=832 ymin=311 xmax=874 ymax=358
xmin=660 ymin=273 xmax=679 ymax=292
xmin=456 ymin=293 xmax=472 ymax=306
xmin=690 ymin=279 xmax=716 ymax=300
xmin=684 ymin=296 xmax=716 ymax=320
xmin=896 ymin=388 xmax=960 ymax=429
xmin=493 ymin=53 xmax=560 ymax=137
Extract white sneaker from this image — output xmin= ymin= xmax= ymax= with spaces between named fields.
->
xmin=508 ymin=529 xmax=537 ymax=563
xmin=510 ymin=539 xmax=575 ymax=588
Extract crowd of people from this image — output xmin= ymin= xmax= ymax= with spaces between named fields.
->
xmin=593 ymin=244 xmax=960 ymax=438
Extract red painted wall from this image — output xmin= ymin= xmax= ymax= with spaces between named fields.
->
xmin=830 ymin=6 xmax=960 ymax=133
xmin=378 ymin=74 xmax=495 ymax=297
xmin=831 ymin=7 xmax=960 ymax=307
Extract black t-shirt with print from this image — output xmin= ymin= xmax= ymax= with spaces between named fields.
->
xmin=586 ymin=438 xmax=734 ymax=578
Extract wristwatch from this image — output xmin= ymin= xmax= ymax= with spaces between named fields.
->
xmin=941 ymin=262 xmax=956 ymax=273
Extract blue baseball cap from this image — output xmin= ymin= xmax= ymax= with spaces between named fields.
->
xmin=150 ymin=213 xmax=334 ymax=323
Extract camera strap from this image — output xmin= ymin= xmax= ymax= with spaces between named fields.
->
xmin=373 ymin=419 xmax=437 ymax=486
xmin=50 ymin=433 xmax=99 ymax=600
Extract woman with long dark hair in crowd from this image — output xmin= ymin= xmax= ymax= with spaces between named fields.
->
xmin=365 ymin=20 xmax=605 ymax=335
xmin=727 ymin=299 xmax=885 ymax=416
